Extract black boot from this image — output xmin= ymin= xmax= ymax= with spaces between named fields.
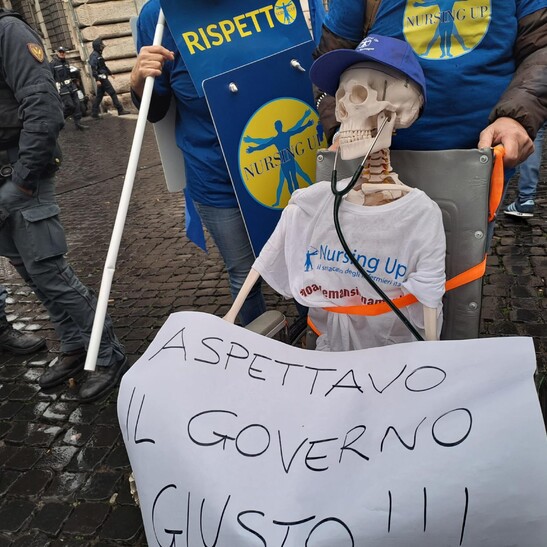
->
xmin=75 ymin=121 xmax=89 ymax=130
xmin=117 ymin=109 xmax=130 ymax=116
xmin=78 ymin=355 xmax=128 ymax=403
xmin=38 ymin=349 xmax=86 ymax=389
xmin=0 ymin=318 xmax=46 ymax=355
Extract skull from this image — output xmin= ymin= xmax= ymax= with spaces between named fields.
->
xmin=335 ymin=62 xmax=424 ymax=160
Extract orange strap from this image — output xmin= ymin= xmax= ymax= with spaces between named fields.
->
xmin=322 ymin=256 xmax=487 ymax=317
xmin=307 ymin=315 xmax=321 ymax=336
xmin=489 ymin=145 xmax=505 ymax=221
xmin=312 ymin=146 xmax=499 ymax=329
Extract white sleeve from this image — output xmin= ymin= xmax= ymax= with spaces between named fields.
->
xmin=252 ymin=205 xmax=296 ymax=299
xmin=402 ymin=202 xmax=446 ymax=309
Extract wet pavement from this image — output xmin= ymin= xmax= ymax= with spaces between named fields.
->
xmin=0 ymin=114 xmax=545 ymax=545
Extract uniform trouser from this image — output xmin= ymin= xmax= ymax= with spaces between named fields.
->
xmin=0 ymin=176 xmax=124 ymax=367
xmin=61 ymin=91 xmax=82 ymax=122
xmin=0 ymin=284 xmax=6 ymax=321
xmin=92 ymin=78 xmax=123 ymax=115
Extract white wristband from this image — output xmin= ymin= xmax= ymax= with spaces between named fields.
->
xmin=315 ymin=92 xmax=328 ymax=109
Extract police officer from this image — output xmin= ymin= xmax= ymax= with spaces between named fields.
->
xmin=50 ymin=46 xmax=88 ymax=130
xmin=0 ymin=9 xmax=127 ymax=402
xmin=89 ymin=38 xmax=130 ymax=118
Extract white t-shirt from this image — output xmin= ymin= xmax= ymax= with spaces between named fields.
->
xmin=254 ymin=180 xmax=446 ymax=351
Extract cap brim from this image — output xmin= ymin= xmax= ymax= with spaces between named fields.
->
xmin=310 ymin=49 xmax=384 ymax=96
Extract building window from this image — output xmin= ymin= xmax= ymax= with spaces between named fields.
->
xmin=41 ymin=0 xmax=73 ymax=51
xmin=11 ymin=0 xmax=73 ymax=51
xmin=10 ymin=0 xmax=40 ymax=34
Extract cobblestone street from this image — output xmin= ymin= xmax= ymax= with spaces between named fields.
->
xmin=0 ymin=114 xmax=545 ymax=545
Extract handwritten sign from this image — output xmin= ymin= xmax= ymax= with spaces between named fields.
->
xmin=118 ymin=312 xmax=547 ymax=546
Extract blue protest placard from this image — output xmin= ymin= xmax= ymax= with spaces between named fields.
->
xmin=204 ymin=41 xmax=327 ymax=255
xmin=160 ymin=0 xmax=312 ymax=96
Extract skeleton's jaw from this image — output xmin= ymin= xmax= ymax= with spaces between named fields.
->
xmin=339 ymin=113 xmax=396 ymax=160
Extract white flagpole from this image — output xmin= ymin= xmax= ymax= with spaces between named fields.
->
xmin=84 ymin=9 xmax=166 ymax=371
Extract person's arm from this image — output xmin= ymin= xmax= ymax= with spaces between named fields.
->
xmin=88 ymin=52 xmax=99 ymax=81
xmin=131 ymin=1 xmax=175 ymax=123
xmin=312 ymin=25 xmax=360 ymax=144
xmin=292 ymin=108 xmax=312 ymax=129
xmin=245 ymin=137 xmax=274 ymax=153
xmin=130 ymin=45 xmax=174 ymax=122
xmin=287 ymin=119 xmax=314 ymax=138
xmin=49 ymin=60 xmax=56 ymax=80
xmin=2 ymin=19 xmax=64 ymax=191
xmin=478 ymin=8 xmax=547 ymax=167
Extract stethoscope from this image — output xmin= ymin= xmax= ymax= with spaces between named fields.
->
xmin=329 ymin=114 xmax=424 ymax=341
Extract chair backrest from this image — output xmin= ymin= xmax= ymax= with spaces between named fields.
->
xmin=315 ymin=148 xmax=493 ymax=340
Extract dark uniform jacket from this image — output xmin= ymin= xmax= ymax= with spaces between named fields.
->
xmin=50 ymin=55 xmax=77 ymax=95
xmin=313 ymin=6 xmax=547 ymax=144
xmin=88 ymin=39 xmax=112 ymax=83
xmin=0 ymin=9 xmax=64 ymax=190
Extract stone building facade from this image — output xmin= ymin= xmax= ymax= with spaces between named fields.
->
xmin=0 ymin=0 xmax=319 ymax=114
xmin=0 ymin=0 xmax=144 ymax=112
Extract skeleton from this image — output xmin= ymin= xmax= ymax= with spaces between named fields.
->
xmin=224 ymin=60 xmax=440 ymax=343
xmin=336 ymin=62 xmax=424 ymax=205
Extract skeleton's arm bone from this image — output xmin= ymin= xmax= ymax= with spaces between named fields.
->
xmin=224 ymin=270 xmax=439 ymax=342
xmin=223 ymin=268 xmax=261 ymax=324
xmin=423 ymin=305 xmax=438 ymax=341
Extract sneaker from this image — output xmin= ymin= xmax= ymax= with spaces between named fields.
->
xmin=504 ymin=199 xmax=534 ymax=218
xmin=0 ymin=320 xmax=46 ymax=355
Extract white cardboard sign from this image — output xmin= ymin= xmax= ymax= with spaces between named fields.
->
xmin=118 ymin=311 xmax=547 ymax=546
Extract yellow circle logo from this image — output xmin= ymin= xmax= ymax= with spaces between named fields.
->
xmin=239 ymin=98 xmax=326 ymax=210
xmin=403 ymin=0 xmax=491 ymax=60
xmin=274 ymin=0 xmax=297 ymax=25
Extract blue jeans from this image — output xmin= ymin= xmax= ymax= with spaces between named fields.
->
xmin=0 ymin=284 xmax=6 ymax=321
xmin=195 ymin=203 xmax=266 ymax=326
xmin=518 ymin=124 xmax=545 ymax=203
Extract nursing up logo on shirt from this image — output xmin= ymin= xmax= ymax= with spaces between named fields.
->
xmin=239 ymin=99 xmax=326 ymax=209
xmin=403 ymin=0 xmax=490 ymax=60
xmin=304 ymin=244 xmax=408 ymax=287
xmin=160 ymin=0 xmax=311 ymax=95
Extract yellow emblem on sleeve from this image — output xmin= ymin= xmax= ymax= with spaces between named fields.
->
xmin=27 ymin=43 xmax=45 ymax=63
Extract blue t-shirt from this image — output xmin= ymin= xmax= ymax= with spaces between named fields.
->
xmin=325 ymin=0 xmax=546 ymax=150
xmin=137 ymin=0 xmax=237 ymax=208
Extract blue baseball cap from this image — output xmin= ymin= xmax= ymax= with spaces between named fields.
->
xmin=310 ymin=34 xmax=426 ymax=103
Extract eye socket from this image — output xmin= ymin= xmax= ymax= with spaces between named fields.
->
xmin=335 ymin=87 xmax=346 ymax=101
xmin=349 ymin=85 xmax=368 ymax=104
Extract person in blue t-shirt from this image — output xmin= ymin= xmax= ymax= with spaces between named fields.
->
xmin=313 ymin=1 xmax=546 ymax=170
xmin=130 ymin=0 xmax=266 ymax=326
